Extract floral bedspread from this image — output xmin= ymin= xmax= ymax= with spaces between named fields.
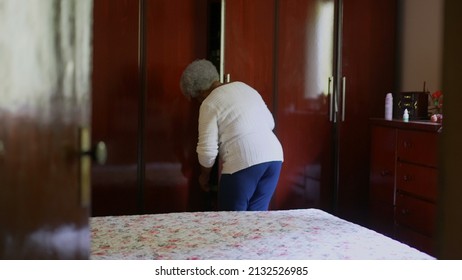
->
xmin=90 ymin=209 xmax=434 ymax=260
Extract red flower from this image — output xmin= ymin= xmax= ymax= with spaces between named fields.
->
xmin=431 ymin=90 xmax=443 ymax=110
xmin=432 ymin=90 xmax=442 ymax=99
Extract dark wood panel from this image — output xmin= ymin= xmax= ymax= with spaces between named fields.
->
xmin=395 ymin=224 xmax=435 ymax=256
xmin=369 ymin=125 xmax=396 ymax=204
xmin=144 ymin=0 xmax=209 ymax=213
xmin=368 ymin=125 xmax=396 ymax=237
xmin=368 ymin=201 xmax=395 ymax=238
xmin=225 ymin=0 xmax=276 ymax=107
xmin=274 ymin=0 xmax=335 ymax=210
xmin=337 ymin=0 xmax=397 ymax=224
xmin=91 ymin=0 xmax=140 ymax=216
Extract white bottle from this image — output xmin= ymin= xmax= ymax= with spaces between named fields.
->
xmin=403 ymin=109 xmax=409 ymax=122
xmin=385 ymin=93 xmax=393 ymax=120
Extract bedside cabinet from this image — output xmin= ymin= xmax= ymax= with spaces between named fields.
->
xmin=369 ymin=119 xmax=442 ymax=256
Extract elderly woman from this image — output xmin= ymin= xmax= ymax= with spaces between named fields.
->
xmin=180 ymin=59 xmax=283 ymax=211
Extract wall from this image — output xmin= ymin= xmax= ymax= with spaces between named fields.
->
xmin=398 ymin=0 xmax=444 ymax=93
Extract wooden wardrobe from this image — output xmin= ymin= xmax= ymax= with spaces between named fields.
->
xmin=91 ymin=0 xmax=397 ymax=225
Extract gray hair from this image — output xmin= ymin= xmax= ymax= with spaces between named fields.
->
xmin=180 ymin=59 xmax=219 ymax=98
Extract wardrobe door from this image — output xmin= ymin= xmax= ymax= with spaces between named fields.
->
xmin=91 ymin=0 xmax=140 ymax=216
xmin=144 ymin=0 xmax=209 ymax=213
xmin=224 ymin=0 xmax=276 ymax=106
xmin=336 ymin=0 xmax=397 ymax=223
xmin=274 ymin=0 xmax=336 ymax=210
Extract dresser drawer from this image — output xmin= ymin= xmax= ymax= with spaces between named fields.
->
xmin=397 ymin=130 xmax=438 ymax=167
xmin=395 ymin=193 xmax=436 ymax=237
xmin=396 ymin=162 xmax=438 ymax=201
xmin=395 ymin=225 xmax=435 ymax=256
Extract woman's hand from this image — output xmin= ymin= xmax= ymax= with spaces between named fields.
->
xmin=199 ymin=172 xmax=211 ymax=192
xmin=199 ymin=165 xmax=212 ymax=192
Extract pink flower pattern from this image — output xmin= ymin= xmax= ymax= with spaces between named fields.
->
xmin=91 ymin=209 xmax=434 ymax=260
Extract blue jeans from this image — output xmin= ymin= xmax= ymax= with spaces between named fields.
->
xmin=218 ymin=161 xmax=282 ymax=211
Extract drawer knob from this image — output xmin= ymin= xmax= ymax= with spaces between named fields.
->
xmin=403 ymin=141 xmax=412 ymax=149
xmin=403 ymin=174 xmax=413 ymax=181
xmin=380 ymin=170 xmax=391 ymax=176
xmin=401 ymin=208 xmax=410 ymax=215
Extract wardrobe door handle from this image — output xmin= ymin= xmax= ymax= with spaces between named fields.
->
xmin=341 ymin=76 xmax=346 ymax=121
xmin=328 ymin=77 xmax=334 ymax=122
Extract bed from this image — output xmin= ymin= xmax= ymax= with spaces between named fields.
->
xmin=90 ymin=208 xmax=434 ymax=260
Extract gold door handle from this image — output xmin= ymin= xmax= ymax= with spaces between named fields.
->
xmin=0 ymin=140 xmax=5 ymax=157
xmin=79 ymin=127 xmax=107 ymax=207
xmin=81 ymin=141 xmax=107 ymax=165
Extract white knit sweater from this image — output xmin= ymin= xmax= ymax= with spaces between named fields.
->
xmin=197 ymin=81 xmax=284 ymax=174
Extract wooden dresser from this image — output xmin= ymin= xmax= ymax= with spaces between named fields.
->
xmin=368 ymin=118 xmax=442 ymax=256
